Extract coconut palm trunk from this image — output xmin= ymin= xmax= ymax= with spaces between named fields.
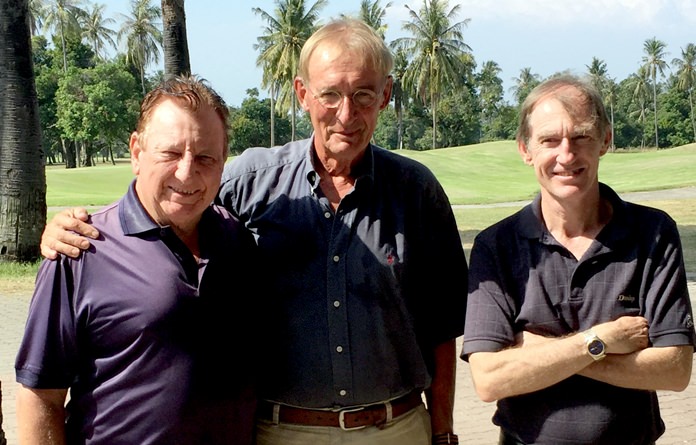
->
xmin=0 ymin=0 xmax=47 ymax=262
xmin=161 ymin=0 xmax=190 ymax=78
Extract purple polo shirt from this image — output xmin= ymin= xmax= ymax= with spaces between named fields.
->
xmin=16 ymin=181 xmax=260 ymax=445
xmin=218 ymin=138 xmax=468 ymax=408
xmin=462 ymin=183 xmax=696 ymax=444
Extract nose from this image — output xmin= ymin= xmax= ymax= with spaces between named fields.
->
xmin=175 ymin=152 xmax=196 ymax=180
xmin=556 ymin=138 xmax=576 ymax=164
xmin=335 ymin=94 xmax=357 ymax=123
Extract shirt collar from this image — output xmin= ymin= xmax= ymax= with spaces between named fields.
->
xmin=304 ymin=136 xmax=376 ymax=190
xmin=518 ymin=182 xmax=629 ymax=242
xmin=119 ymin=180 xmax=160 ymax=236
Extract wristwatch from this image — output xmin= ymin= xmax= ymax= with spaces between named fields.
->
xmin=583 ymin=330 xmax=606 ymax=361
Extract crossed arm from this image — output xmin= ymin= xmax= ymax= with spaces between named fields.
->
xmin=468 ymin=316 xmax=693 ymax=402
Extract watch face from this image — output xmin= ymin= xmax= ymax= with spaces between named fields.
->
xmin=588 ymin=339 xmax=605 ymax=356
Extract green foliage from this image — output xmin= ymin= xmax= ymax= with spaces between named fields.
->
xmin=392 ymin=0 xmax=473 ymax=148
xmin=229 ymin=90 xmax=292 ymax=152
xmin=436 ymin=86 xmax=480 ymax=147
xmin=374 ymin=106 xmax=398 ymax=149
xmin=55 ymin=62 xmax=139 ymax=165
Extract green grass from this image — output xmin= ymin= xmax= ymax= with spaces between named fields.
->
xmin=46 ymin=160 xmax=135 ymax=207
xmin=4 ymin=142 xmax=695 ymax=288
xmin=399 ymin=142 xmax=696 ymax=205
xmin=44 ymin=143 xmax=696 ymax=207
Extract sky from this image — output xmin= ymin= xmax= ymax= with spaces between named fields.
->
xmin=105 ymin=0 xmax=696 ymax=107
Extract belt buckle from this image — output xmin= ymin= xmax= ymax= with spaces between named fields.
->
xmin=338 ymin=406 xmax=367 ymax=431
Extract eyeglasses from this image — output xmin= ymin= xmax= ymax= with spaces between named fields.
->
xmin=307 ymin=84 xmax=382 ymax=110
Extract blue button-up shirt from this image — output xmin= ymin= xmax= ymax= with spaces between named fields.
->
xmin=218 ymin=138 xmax=467 ymax=408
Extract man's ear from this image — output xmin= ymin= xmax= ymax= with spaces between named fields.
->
xmin=295 ymin=77 xmax=310 ymax=112
xmin=130 ymin=131 xmax=142 ymax=175
xmin=600 ymin=125 xmax=612 ymax=156
xmin=518 ymin=139 xmax=533 ymax=165
xmin=379 ymin=75 xmax=394 ymax=110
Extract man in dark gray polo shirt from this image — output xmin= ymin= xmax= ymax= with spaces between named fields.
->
xmin=16 ymin=76 xmax=259 ymax=445
xmin=462 ymin=75 xmax=696 ymax=445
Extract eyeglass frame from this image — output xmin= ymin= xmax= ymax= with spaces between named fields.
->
xmin=301 ymin=79 xmax=389 ymax=110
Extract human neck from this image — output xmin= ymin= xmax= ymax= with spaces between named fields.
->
xmin=540 ymin=190 xmax=612 ymax=259
xmin=312 ymin=144 xmax=360 ymax=210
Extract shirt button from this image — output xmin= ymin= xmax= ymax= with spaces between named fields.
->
xmin=339 ymin=390 xmax=347 ymax=396
xmin=324 ymin=211 xmax=331 ymax=218
xmin=336 ymin=345 xmax=343 ymax=353
xmin=333 ymin=255 xmax=340 ymax=263
xmin=333 ymin=300 xmax=340 ymax=308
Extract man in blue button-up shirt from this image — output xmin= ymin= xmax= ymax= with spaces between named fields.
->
xmin=40 ymin=19 xmax=468 ymax=445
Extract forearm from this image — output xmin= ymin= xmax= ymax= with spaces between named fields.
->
xmin=468 ymin=332 xmax=593 ymax=402
xmin=424 ymin=339 xmax=456 ymax=434
xmin=17 ymin=386 xmax=67 ymax=445
xmin=579 ymin=345 xmax=693 ymax=391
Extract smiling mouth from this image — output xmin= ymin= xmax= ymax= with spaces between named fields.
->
xmin=555 ymin=167 xmax=584 ymax=177
xmin=170 ymin=186 xmax=198 ymax=196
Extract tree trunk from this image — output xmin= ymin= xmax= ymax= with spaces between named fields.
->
xmin=0 ymin=0 xmax=47 ymax=262
xmin=269 ymin=82 xmax=275 ymax=147
xmin=431 ymin=89 xmax=437 ymax=149
xmin=63 ymin=139 xmax=76 ymax=169
xmin=689 ymin=88 xmax=696 ymax=143
xmin=162 ymin=0 xmax=190 ymax=79
xmin=291 ymin=93 xmax=296 ymax=142
xmin=652 ymin=74 xmax=659 ymax=148
xmin=0 ymin=380 xmax=6 ymax=445
xmin=395 ymin=82 xmax=403 ymax=150
xmin=610 ymin=102 xmax=615 ymax=151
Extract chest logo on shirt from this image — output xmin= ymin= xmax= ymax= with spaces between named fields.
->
xmin=617 ymin=294 xmax=635 ymax=303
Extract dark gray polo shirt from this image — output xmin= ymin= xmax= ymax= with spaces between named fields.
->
xmin=462 ymin=183 xmax=696 ymax=444
xmin=16 ymin=182 xmax=260 ymax=445
xmin=218 ymin=137 xmax=467 ymax=409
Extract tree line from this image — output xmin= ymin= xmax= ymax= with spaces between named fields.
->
xmin=2 ymin=0 xmax=696 ymax=261
xmin=18 ymin=0 xmax=696 ymax=163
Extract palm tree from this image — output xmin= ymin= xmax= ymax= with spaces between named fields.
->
xmin=253 ymin=0 xmax=327 ymax=142
xmin=28 ymin=0 xmax=46 ymax=35
xmin=642 ymin=37 xmax=668 ymax=148
xmin=603 ymin=78 xmax=618 ymax=150
xmin=43 ymin=0 xmax=85 ymax=71
xmin=255 ymin=37 xmax=281 ymax=146
xmin=80 ymin=3 xmax=116 ymax=60
xmin=585 ymin=58 xmax=617 ymax=149
xmin=628 ymin=66 xmax=651 ymax=148
xmin=0 ymin=0 xmax=48 ymax=262
xmin=391 ymin=0 xmax=472 ymax=149
xmin=511 ymin=67 xmax=540 ymax=105
xmin=392 ymin=48 xmax=408 ymax=149
xmin=586 ymin=57 xmax=608 ymax=92
xmin=672 ymin=43 xmax=696 ymax=142
xmin=118 ymin=0 xmax=162 ymax=94
xmin=477 ymin=60 xmax=504 ymax=141
xmin=358 ymin=0 xmax=392 ymax=39
xmin=161 ymin=0 xmax=190 ymax=78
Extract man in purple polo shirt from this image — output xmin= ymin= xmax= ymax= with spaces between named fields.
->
xmin=15 ymin=76 xmax=259 ymax=445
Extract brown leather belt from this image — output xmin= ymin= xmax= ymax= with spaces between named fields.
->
xmin=258 ymin=391 xmax=424 ymax=430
